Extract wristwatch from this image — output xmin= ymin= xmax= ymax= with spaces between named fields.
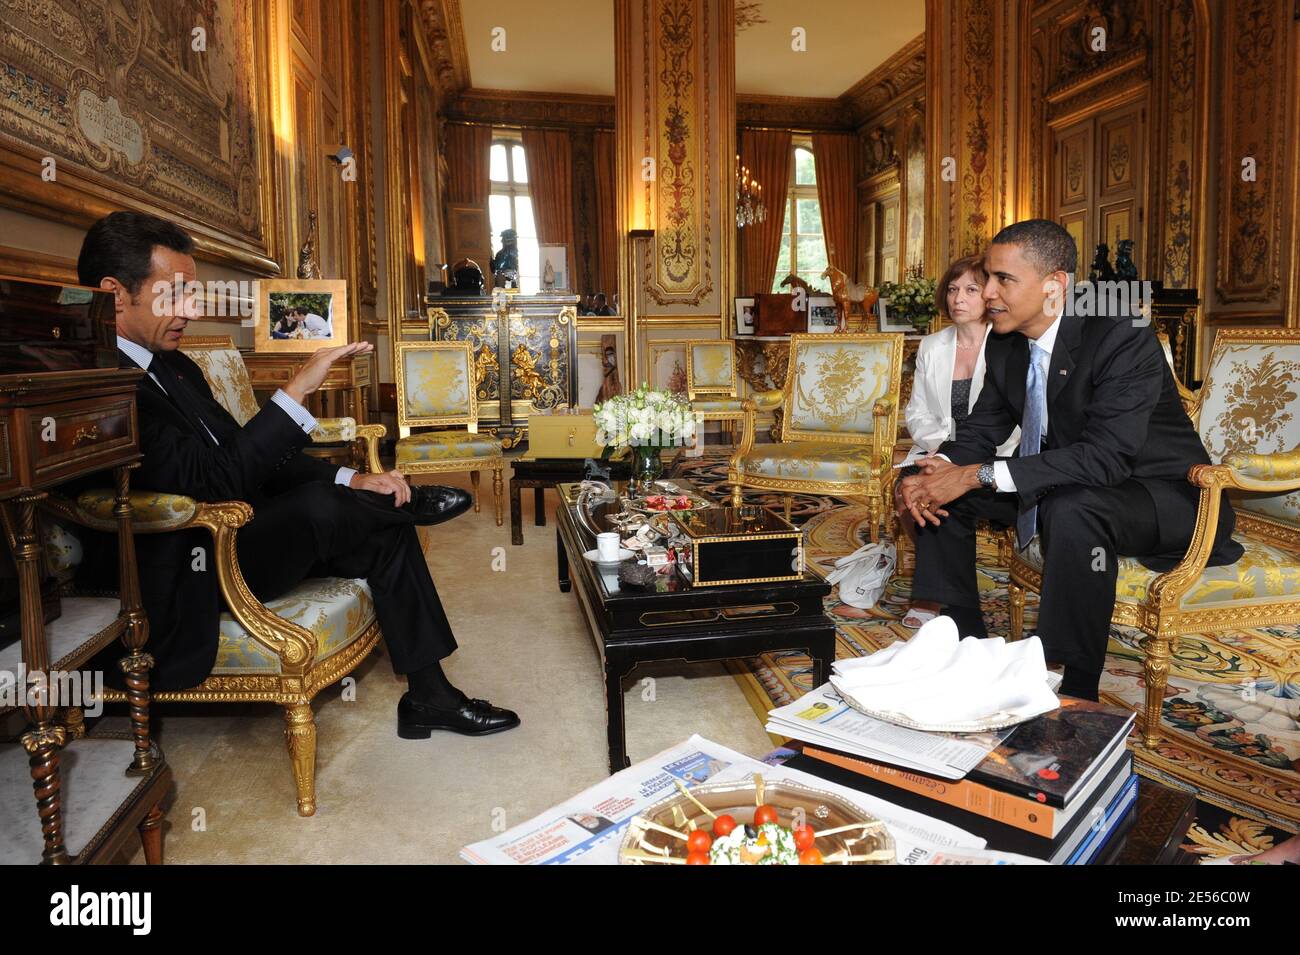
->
xmin=977 ymin=462 xmax=997 ymax=490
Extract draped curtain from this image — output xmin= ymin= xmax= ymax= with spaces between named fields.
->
xmin=521 ymin=129 xmax=575 ymax=275
xmin=444 ymin=123 xmax=492 ymax=204
xmin=738 ymin=129 xmax=792 ymax=295
xmin=811 ymin=132 xmax=859 ymax=277
xmin=593 ymin=130 xmax=618 ymax=303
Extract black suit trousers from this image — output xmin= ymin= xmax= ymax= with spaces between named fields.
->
xmin=910 ymin=480 xmax=1185 ymax=677
xmin=234 ymin=481 xmax=457 ymax=673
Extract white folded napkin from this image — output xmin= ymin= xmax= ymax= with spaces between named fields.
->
xmin=830 ymin=615 xmax=1059 ymax=727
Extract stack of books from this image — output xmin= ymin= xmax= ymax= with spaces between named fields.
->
xmin=787 ymin=698 xmax=1138 ymax=865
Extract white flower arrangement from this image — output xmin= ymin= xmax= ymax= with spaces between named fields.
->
xmin=593 ymin=383 xmax=697 ymax=449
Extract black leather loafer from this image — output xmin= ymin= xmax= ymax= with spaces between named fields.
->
xmin=404 ymin=485 xmax=473 ymax=526
xmin=397 ymin=692 xmax=520 ymax=738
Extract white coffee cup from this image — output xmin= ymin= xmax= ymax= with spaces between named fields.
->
xmin=596 ymin=532 xmax=622 ymax=561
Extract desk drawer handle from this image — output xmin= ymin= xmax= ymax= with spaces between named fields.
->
xmin=73 ymin=423 xmax=100 ymax=445
xmin=567 ymin=427 xmax=576 ymax=446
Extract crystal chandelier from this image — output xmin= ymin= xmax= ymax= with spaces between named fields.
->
xmin=735 ymin=155 xmax=766 ymax=228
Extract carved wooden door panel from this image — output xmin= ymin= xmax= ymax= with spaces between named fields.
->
xmin=1051 ymin=100 xmax=1146 ymax=277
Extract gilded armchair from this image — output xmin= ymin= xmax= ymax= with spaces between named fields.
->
xmin=79 ymin=337 xmax=389 ymax=816
xmin=728 ymin=332 xmax=903 ymax=538
xmin=685 ymin=340 xmax=745 ymax=445
xmin=1008 ymin=328 xmax=1300 ymax=749
xmin=393 ymin=341 xmax=505 ymax=525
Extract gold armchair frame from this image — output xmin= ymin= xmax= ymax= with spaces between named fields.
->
xmin=1008 ymin=327 xmax=1300 ymax=749
xmin=685 ymin=339 xmax=745 ymax=445
xmin=393 ymin=340 xmax=505 ymax=525
xmin=727 ymin=332 xmax=903 ymax=537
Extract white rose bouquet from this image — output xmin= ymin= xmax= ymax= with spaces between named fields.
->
xmin=879 ymin=275 xmax=939 ymax=333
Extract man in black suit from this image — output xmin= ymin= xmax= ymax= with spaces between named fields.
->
xmin=898 ymin=219 xmax=1241 ymax=701
xmin=78 ymin=211 xmax=518 ymax=738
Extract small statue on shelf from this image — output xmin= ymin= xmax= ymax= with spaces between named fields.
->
xmin=1114 ymin=239 xmax=1139 ymax=281
xmin=1088 ymin=243 xmax=1116 ymax=283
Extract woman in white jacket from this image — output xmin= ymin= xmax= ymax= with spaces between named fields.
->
xmin=895 ymin=254 xmax=1018 ymax=627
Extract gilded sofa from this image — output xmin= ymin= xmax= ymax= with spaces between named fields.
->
xmin=84 ymin=337 xmax=388 ymax=816
xmin=393 ymin=340 xmax=505 ymax=525
xmin=1008 ymin=328 xmax=1300 ymax=749
xmin=728 ymin=332 xmax=903 ymax=538
xmin=685 ymin=340 xmax=745 ymax=445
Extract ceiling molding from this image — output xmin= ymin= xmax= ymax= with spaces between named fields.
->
xmin=416 ymin=0 xmax=471 ymax=97
xmin=443 ymin=88 xmax=615 ymax=129
xmin=736 ymin=94 xmax=854 ymax=131
xmin=839 ymin=32 xmax=926 ymax=125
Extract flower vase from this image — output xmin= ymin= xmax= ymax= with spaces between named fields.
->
xmin=632 ymin=445 xmax=664 ymax=496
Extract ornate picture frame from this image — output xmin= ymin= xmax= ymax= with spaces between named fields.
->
xmin=254 ymin=279 xmax=349 ymax=353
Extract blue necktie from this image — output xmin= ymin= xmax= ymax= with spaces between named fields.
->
xmin=1016 ymin=342 xmax=1048 ymax=549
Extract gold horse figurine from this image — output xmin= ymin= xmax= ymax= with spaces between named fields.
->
xmin=822 ymin=265 xmax=879 ymax=329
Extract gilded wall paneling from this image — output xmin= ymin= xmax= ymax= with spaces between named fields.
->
xmin=1214 ymin=0 xmax=1291 ymax=307
xmin=0 ymin=0 xmax=282 ymax=273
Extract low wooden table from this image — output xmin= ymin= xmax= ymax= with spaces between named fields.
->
xmin=509 ymin=456 xmax=633 ymax=545
xmin=555 ymin=480 xmax=836 ymax=773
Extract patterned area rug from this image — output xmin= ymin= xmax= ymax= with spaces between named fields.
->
xmin=675 ymin=454 xmax=1300 ymax=856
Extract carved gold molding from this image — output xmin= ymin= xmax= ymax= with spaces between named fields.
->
xmin=736 ymin=95 xmax=852 ymax=131
xmin=414 ymin=0 xmax=471 ymax=98
xmin=444 ymin=89 xmax=615 ymax=129
xmin=840 ymin=34 xmax=927 ymax=126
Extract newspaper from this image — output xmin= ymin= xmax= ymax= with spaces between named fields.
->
xmin=461 ymin=734 xmax=1038 ymax=865
xmin=765 ymin=682 xmax=1021 ymax=779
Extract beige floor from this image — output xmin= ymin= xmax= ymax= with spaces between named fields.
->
xmin=111 ymin=467 xmax=775 ymax=864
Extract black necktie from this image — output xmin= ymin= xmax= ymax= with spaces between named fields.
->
xmin=148 ymin=351 xmax=219 ymax=448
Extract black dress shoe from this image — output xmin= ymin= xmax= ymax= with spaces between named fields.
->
xmin=404 ymin=485 xmax=473 ymax=525
xmin=397 ymin=692 xmax=520 ymax=738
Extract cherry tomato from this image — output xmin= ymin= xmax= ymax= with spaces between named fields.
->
xmin=793 ymin=824 xmax=816 ymax=851
xmin=799 ymin=847 xmax=824 ymax=865
xmin=686 ymin=850 xmax=710 ymax=865
xmin=753 ymin=804 xmax=779 ymax=827
xmin=712 ymin=814 xmax=737 ymax=837
xmin=687 ymin=829 xmax=712 ymax=853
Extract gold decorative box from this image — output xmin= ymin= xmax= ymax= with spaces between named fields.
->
xmin=670 ymin=505 xmax=803 ymax=587
xmin=527 ymin=410 xmax=604 ymax=458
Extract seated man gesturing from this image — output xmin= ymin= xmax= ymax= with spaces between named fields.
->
xmin=78 ymin=211 xmax=518 ymax=738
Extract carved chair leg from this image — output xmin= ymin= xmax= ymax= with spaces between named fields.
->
xmin=470 ymin=470 xmax=481 ymax=512
xmin=867 ymin=496 xmax=881 ymax=543
xmin=1140 ymin=632 xmax=1172 ymax=750
xmin=493 ymin=467 xmax=504 ymax=526
xmin=731 ymin=483 xmax=744 ymax=507
xmin=1008 ymin=579 xmax=1025 ymax=641
xmin=283 ymin=702 xmax=318 ymax=817
xmin=783 ymin=494 xmax=792 ymax=523
xmin=61 ymin=706 xmax=86 ymax=740
xmin=138 ymin=802 xmax=165 ymax=864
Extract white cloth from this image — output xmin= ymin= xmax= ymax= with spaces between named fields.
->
xmin=830 ymin=616 xmax=1059 ymax=727
xmin=302 ymin=312 xmax=331 ymax=338
xmin=902 ymin=324 xmax=1020 ymax=465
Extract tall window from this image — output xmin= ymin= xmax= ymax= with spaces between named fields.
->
xmin=771 ymin=142 xmax=827 ymax=291
xmin=488 ymin=131 xmax=540 ymax=292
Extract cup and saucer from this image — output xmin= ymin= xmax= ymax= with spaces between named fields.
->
xmin=584 ymin=531 xmax=635 ymax=564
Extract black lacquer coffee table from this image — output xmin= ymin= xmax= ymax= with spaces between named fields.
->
xmin=554 ymin=480 xmax=835 ymax=773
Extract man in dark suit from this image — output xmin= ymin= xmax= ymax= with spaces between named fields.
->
xmin=898 ymin=219 xmax=1241 ymax=701
xmin=78 ymin=211 xmax=518 ymax=737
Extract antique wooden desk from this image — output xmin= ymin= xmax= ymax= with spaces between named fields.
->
xmin=554 ymin=480 xmax=835 ymax=773
xmin=241 ymin=349 xmax=372 ymax=419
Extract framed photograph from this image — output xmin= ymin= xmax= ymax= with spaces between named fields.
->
xmin=539 ymin=244 xmax=568 ymax=290
xmin=733 ymin=297 xmax=756 ymax=336
xmin=254 ymin=280 xmax=349 ymax=353
xmin=806 ymin=296 xmax=839 ymax=333
xmin=877 ymin=296 xmax=913 ymax=333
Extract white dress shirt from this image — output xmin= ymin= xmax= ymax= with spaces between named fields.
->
xmin=117 ymin=336 xmax=356 ymax=487
xmin=992 ymin=315 xmax=1062 ymax=493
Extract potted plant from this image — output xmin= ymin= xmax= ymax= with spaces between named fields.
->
xmin=593 ymin=384 xmax=697 ymax=495
xmin=878 ymin=274 xmax=939 ymax=334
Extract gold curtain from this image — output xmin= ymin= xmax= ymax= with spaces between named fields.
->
xmin=444 ymin=124 xmax=492 ymax=204
xmin=594 ymin=130 xmax=618 ymax=303
xmin=521 ymin=129 xmax=575 ymax=270
xmin=811 ymin=132 xmax=859 ymax=277
xmin=738 ymin=129 xmax=792 ymax=295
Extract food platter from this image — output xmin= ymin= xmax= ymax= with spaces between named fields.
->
xmin=618 ymin=775 xmax=895 ymax=865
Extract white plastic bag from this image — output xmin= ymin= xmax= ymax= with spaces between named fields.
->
xmin=825 ymin=541 xmax=896 ymax=610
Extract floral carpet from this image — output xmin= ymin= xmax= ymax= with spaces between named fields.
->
xmin=674 ymin=454 xmax=1300 ymax=859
